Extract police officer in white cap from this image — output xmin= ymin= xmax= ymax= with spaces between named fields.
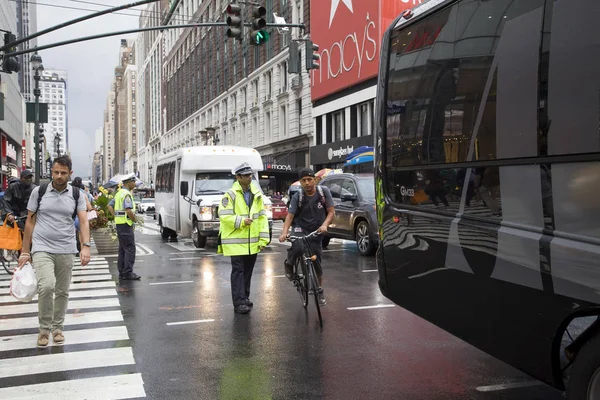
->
xmin=217 ymin=162 xmax=270 ymax=314
xmin=114 ymin=173 xmax=140 ymax=280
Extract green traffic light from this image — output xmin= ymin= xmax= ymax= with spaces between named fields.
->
xmin=252 ymin=30 xmax=270 ymax=45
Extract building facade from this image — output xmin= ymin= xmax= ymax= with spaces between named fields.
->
xmin=0 ymin=0 xmax=26 ymax=186
xmin=39 ymin=68 xmax=68 ymax=160
xmin=136 ymin=0 xmax=168 ymax=186
xmin=160 ymin=0 xmax=313 ymax=194
xmin=124 ymin=64 xmax=137 ymax=174
xmin=15 ymin=0 xmax=37 ymax=103
xmin=103 ymin=89 xmax=115 ymax=180
xmin=309 ymin=0 xmax=427 ymax=170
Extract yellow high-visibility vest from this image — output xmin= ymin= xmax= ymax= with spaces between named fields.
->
xmin=218 ymin=181 xmax=269 ymax=256
xmin=114 ymin=188 xmax=136 ymax=226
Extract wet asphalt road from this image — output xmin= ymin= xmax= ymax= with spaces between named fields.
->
xmin=117 ymin=216 xmax=564 ymax=399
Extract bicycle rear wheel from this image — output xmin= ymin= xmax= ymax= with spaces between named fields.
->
xmin=2 ymin=249 xmax=19 ymax=275
xmin=307 ymin=261 xmax=323 ymax=327
xmin=295 ymin=258 xmax=308 ymax=308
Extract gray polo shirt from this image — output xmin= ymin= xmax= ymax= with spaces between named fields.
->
xmin=27 ymin=183 xmax=87 ymax=254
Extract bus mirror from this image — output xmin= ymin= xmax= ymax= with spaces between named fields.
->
xmin=180 ymin=181 xmax=189 ymax=197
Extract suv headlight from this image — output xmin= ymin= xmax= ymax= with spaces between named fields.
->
xmin=264 ymin=204 xmax=273 ymax=219
xmin=199 ymin=206 xmax=212 ymax=221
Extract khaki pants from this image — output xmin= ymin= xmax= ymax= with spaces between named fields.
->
xmin=32 ymin=252 xmax=75 ymax=332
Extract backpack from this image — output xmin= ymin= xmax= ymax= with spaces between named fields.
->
xmin=296 ymin=185 xmax=327 ymax=212
xmin=37 ymin=183 xmax=80 ymax=219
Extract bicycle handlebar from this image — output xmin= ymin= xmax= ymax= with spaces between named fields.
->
xmin=286 ymin=230 xmax=322 ymax=242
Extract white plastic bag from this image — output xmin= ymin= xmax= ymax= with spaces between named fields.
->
xmin=10 ymin=262 xmax=38 ymax=302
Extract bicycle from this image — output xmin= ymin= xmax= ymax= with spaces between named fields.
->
xmin=1 ymin=215 xmax=27 ymax=275
xmin=287 ymin=230 xmax=324 ymax=327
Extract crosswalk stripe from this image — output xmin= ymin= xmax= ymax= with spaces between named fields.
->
xmin=0 ymin=326 xmax=130 ymax=353
xmin=0 ymin=270 xmax=111 ymax=288
xmin=70 ymin=274 xmax=113 ymax=283
xmin=0 ymin=372 xmax=145 ymax=399
xmin=0 ymin=347 xmax=135 ymax=379
xmin=0 ymin=310 xmax=123 ymax=331
xmin=2 ymin=298 xmax=120 ymax=316
xmin=0 ymin=281 xmax=116 ymax=296
xmin=71 ymin=269 xmax=110 ymax=276
xmin=0 ymin=288 xmax=117 ymax=304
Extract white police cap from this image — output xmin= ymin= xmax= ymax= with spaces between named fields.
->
xmin=232 ymin=162 xmax=253 ymax=175
xmin=121 ymin=173 xmax=136 ymax=183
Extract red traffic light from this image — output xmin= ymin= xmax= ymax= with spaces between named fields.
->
xmin=226 ymin=4 xmax=241 ymax=15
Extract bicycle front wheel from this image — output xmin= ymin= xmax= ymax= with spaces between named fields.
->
xmin=2 ymin=249 xmax=19 ymax=275
xmin=296 ymin=258 xmax=308 ymax=308
xmin=307 ymin=261 xmax=323 ymax=327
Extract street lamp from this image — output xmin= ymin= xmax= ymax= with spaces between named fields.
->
xmin=53 ymin=132 xmax=61 ymax=157
xmin=31 ymin=51 xmax=44 ymax=185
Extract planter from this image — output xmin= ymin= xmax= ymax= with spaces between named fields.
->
xmin=91 ymin=227 xmax=119 ymax=254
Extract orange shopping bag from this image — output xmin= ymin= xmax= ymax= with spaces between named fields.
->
xmin=0 ymin=217 xmax=22 ymax=250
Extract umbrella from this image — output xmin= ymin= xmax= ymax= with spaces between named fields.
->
xmin=346 ymin=146 xmax=373 ymax=161
xmin=290 ymin=181 xmax=301 ymax=187
xmin=343 ymin=154 xmax=374 ymax=167
xmin=315 ymin=168 xmax=333 ymax=178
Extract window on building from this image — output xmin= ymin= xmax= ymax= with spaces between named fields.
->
xmin=280 ymin=105 xmax=287 ymax=137
xmin=333 ymin=110 xmax=344 ymax=142
xmin=266 ymin=71 xmax=272 ymax=99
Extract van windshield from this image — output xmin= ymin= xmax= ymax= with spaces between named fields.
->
xmin=195 ymin=172 xmax=235 ymax=195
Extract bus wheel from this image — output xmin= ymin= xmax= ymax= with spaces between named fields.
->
xmin=568 ymin=333 xmax=600 ymax=400
xmin=159 ymin=220 xmax=170 ymax=239
xmin=192 ymin=222 xmax=206 ymax=248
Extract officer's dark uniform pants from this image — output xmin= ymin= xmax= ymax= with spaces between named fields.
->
xmin=230 ymin=254 xmax=257 ymax=306
xmin=116 ymin=224 xmax=136 ymax=277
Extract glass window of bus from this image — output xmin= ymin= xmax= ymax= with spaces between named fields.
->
xmin=195 ymin=172 xmax=234 ymax=195
xmin=384 ymin=0 xmax=545 ymax=206
xmin=156 ymin=165 xmax=163 ymax=192
xmin=168 ymin=162 xmax=175 ymax=193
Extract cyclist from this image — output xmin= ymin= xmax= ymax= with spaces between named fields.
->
xmin=279 ymin=168 xmax=334 ymax=305
xmin=1 ymin=170 xmax=35 ymax=229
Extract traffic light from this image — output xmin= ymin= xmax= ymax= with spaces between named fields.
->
xmin=305 ymin=40 xmax=319 ymax=70
xmin=250 ymin=6 xmax=269 ymax=46
xmin=288 ymin=41 xmax=300 ymax=74
xmin=226 ymin=3 xmax=242 ymax=40
xmin=2 ymin=33 xmax=21 ymax=74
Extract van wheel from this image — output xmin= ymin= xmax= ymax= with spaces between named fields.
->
xmin=160 ymin=220 xmax=170 ymax=239
xmin=355 ymin=220 xmax=375 ymax=256
xmin=192 ymin=222 xmax=206 ymax=248
xmin=568 ymin=333 xmax=600 ymax=400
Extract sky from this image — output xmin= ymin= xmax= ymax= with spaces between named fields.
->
xmin=35 ymin=0 xmax=142 ymax=178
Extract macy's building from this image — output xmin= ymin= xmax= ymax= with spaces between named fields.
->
xmin=309 ymin=0 xmax=429 ymax=170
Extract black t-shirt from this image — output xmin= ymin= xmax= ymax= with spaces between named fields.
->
xmin=288 ymin=187 xmax=334 ymax=234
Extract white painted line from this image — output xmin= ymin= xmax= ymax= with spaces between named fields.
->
xmin=2 ymin=298 xmax=120 ymax=315
xmin=362 ymin=269 xmax=378 ymax=273
xmin=0 ymin=326 xmax=130 ymax=353
xmin=169 ymin=256 xmax=217 ymax=260
xmin=169 ymin=251 xmax=205 ymax=254
xmin=0 ymin=347 xmax=135 ymax=379
xmin=71 ymin=269 xmax=110 ymax=276
xmin=347 ymin=304 xmax=396 ymax=311
xmin=272 ymin=275 xmax=287 ymax=278
xmin=166 ymin=319 xmax=215 ymax=326
xmin=0 ymin=310 xmax=123 ymax=331
xmin=476 ymin=381 xmax=544 ymax=392
xmin=71 ymin=274 xmax=113 ymax=283
xmin=0 ymin=288 xmax=117 ymax=304
xmin=0 ymin=373 xmax=146 ymax=399
xmin=149 ymin=281 xmax=194 ymax=286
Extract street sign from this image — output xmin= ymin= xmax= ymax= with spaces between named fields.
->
xmin=25 ymin=102 xmax=49 ymax=123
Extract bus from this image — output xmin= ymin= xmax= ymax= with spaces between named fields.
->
xmin=375 ymin=0 xmax=600 ymax=398
xmin=155 ymin=146 xmax=273 ymax=247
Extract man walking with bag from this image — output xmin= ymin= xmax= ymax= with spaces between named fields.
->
xmin=19 ymin=155 xmax=90 ymax=347
xmin=218 ymin=162 xmax=270 ymax=314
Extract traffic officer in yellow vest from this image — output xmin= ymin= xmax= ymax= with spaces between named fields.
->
xmin=114 ymin=174 xmax=141 ymax=281
xmin=218 ymin=162 xmax=270 ymax=314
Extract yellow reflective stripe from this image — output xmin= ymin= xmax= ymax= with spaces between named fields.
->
xmin=221 ymin=237 xmax=260 ymax=244
xmin=219 ymin=209 xmax=234 ymax=216
xmin=234 ymin=216 xmax=242 ymax=229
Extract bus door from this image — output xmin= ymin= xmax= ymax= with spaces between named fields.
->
xmin=175 ymin=158 xmax=182 ymax=232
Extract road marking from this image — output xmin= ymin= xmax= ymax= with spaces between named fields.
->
xmin=0 ymin=310 xmax=124 ymax=331
xmin=0 ymin=280 xmax=116 ymax=296
xmin=0 ymin=288 xmax=117 ymax=304
xmin=362 ymin=269 xmax=378 ymax=273
xmin=475 ymin=381 xmax=544 ymax=392
xmin=70 ymin=274 xmax=113 ymax=283
xmin=169 ymin=251 xmax=205 ymax=255
xmin=2 ymin=298 xmax=120 ymax=315
xmin=347 ymin=304 xmax=396 ymax=311
xmin=149 ymin=281 xmax=194 ymax=286
xmin=71 ymin=269 xmax=110 ymax=276
xmin=166 ymin=319 xmax=215 ymax=326
xmin=0 ymin=347 xmax=135 ymax=379
xmin=169 ymin=256 xmax=217 ymax=261
xmin=0 ymin=326 xmax=130 ymax=352
xmin=272 ymin=275 xmax=287 ymax=278
xmin=0 ymin=373 xmax=146 ymax=399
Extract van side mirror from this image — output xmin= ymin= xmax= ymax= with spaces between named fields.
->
xmin=180 ymin=181 xmax=189 ymax=197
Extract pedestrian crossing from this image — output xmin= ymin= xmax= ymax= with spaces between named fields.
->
xmin=0 ymin=257 xmax=146 ymax=399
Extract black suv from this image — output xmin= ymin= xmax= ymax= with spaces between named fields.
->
xmin=319 ymin=173 xmax=378 ymax=256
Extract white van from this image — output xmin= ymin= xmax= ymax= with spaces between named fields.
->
xmin=154 ymin=146 xmax=273 ymax=247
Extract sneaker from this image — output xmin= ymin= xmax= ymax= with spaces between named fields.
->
xmin=37 ymin=331 xmax=50 ymax=347
xmin=234 ymin=304 xmax=251 ymax=314
xmin=52 ymin=330 xmax=65 ymax=344
xmin=317 ymin=289 xmax=327 ymax=306
xmin=284 ymin=260 xmax=296 ymax=280
xmin=245 ymin=299 xmax=254 ymax=308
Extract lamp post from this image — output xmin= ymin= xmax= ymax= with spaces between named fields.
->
xmin=53 ymin=132 xmax=61 ymax=157
xmin=31 ymin=51 xmax=43 ymax=185
xmin=148 ymin=164 xmax=153 ymax=188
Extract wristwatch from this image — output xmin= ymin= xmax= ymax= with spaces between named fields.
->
xmin=82 ymin=242 xmax=92 ymax=248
